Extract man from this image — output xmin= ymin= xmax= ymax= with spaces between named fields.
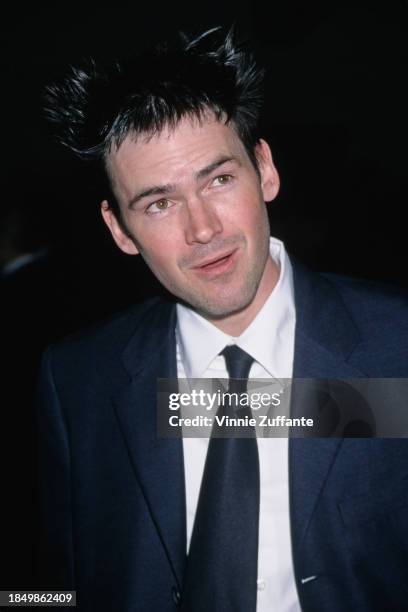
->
xmin=39 ymin=28 xmax=408 ymax=611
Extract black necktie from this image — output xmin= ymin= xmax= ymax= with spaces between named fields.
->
xmin=181 ymin=346 xmax=260 ymax=611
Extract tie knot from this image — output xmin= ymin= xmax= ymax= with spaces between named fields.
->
xmin=221 ymin=345 xmax=255 ymax=381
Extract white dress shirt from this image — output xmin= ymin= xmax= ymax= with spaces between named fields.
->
xmin=176 ymin=236 xmax=301 ymax=612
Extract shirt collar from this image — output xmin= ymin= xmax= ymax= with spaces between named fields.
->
xmin=236 ymin=238 xmax=295 ymax=376
xmin=176 ymin=237 xmax=295 ymax=378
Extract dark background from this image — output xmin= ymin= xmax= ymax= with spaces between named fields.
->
xmin=0 ymin=0 xmax=407 ymax=589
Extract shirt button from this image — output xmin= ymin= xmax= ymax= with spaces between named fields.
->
xmin=257 ymin=579 xmax=267 ymax=591
xmin=172 ymin=586 xmax=181 ymax=606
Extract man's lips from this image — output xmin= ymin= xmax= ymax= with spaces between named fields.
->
xmin=188 ymin=248 xmax=238 ymax=276
xmin=191 ymin=248 xmax=237 ymax=269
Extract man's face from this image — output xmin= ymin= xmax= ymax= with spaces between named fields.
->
xmin=102 ymin=114 xmax=280 ymax=323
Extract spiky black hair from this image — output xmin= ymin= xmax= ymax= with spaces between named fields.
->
xmin=45 ymin=26 xmax=265 ymax=216
xmin=46 ymin=26 xmax=265 ymax=155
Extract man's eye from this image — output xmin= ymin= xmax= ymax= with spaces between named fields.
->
xmin=146 ymin=199 xmax=171 ymax=214
xmin=213 ymin=174 xmax=233 ymax=186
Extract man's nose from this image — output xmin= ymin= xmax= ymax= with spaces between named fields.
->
xmin=184 ymin=197 xmax=223 ymax=245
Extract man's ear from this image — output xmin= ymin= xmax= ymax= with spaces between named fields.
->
xmin=254 ymin=139 xmax=280 ymax=203
xmin=100 ymin=201 xmax=139 ymax=255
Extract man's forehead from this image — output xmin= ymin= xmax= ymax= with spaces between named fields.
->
xmin=106 ymin=114 xmax=246 ymax=180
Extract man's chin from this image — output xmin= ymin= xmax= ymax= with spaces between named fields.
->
xmin=179 ymin=288 xmax=257 ymax=321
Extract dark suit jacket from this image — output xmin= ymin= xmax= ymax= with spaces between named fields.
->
xmin=37 ymin=260 xmax=408 ymax=611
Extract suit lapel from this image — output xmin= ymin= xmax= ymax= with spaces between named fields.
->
xmin=112 ymin=301 xmax=186 ymax=587
xmin=289 ymin=261 xmax=366 ymax=554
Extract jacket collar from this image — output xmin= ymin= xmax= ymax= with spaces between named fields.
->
xmin=291 ymin=258 xmax=362 ymax=377
xmin=289 ymin=259 xmax=366 ymax=560
xmin=112 ymin=300 xmax=186 ymax=587
xmin=121 ymin=299 xmax=178 ymax=379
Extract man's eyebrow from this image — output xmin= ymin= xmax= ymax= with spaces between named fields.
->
xmin=195 ymin=155 xmax=240 ymax=180
xmin=128 ymin=183 xmax=176 ymax=209
xmin=127 ymin=155 xmax=240 ymax=209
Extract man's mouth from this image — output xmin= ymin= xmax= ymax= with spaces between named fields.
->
xmin=190 ymin=248 xmax=238 ymax=276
